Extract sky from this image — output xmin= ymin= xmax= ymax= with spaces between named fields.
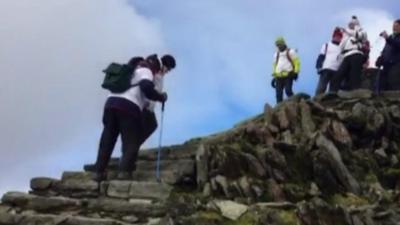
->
xmin=0 ymin=0 xmax=398 ymax=195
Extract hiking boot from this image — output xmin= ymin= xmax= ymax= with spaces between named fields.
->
xmin=117 ymin=171 xmax=133 ymax=180
xmin=92 ymin=172 xmax=107 ymax=182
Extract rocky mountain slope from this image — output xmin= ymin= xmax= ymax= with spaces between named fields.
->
xmin=1 ymin=90 xmax=400 ymax=225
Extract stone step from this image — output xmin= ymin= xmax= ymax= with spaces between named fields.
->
xmin=101 ymin=181 xmax=173 ymax=201
xmin=1 ymin=191 xmax=167 ymax=218
xmin=84 ymin=158 xmax=195 ymax=174
xmin=0 ymin=211 xmax=135 ymax=225
xmin=1 ymin=192 xmax=81 ymax=213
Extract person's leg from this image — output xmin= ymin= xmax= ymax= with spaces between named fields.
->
xmin=118 ymin=111 xmax=143 ymax=178
xmin=94 ymin=108 xmax=119 ymax=180
xmin=387 ymin=63 xmax=400 ymax=90
xmin=284 ymin=76 xmax=294 ymax=98
xmin=139 ymin=109 xmax=158 ymax=146
xmin=315 ymin=70 xmax=331 ymax=95
xmin=330 ymin=57 xmax=350 ymax=93
xmin=379 ymin=67 xmax=390 ymax=92
xmin=275 ymin=77 xmax=285 ymax=103
xmin=347 ymin=54 xmax=364 ymax=90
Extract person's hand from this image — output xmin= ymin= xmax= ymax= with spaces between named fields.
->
xmin=290 ymin=71 xmax=298 ymax=81
xmin=160 ymin=92 xmax=168 ymax=103
xmin=380 ymin=31 xmax=389 ymax=39
xmin=271 ymin=78 xmax=276 ymax=88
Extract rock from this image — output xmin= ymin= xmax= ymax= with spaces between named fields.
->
xmin=122 ymin=215 xmax=139 ymax=223
xmin=214 ymin=175 xmax=231 ymax=198
xmin=104 ymin=181 xmax=172 ymax=201
xmin=238 ymin=177 xmax=253 ymax=199
xmin=265 ymin=179 xmax=285 ymax=201
xmin=30 ymin=177 xmax=58 ymax=191
xmin=213 ymin=200 xmax=248 ymax=220
xmin=265 ymin=148 xmax=287 ymax=170
xmin=300 ymin=100 xmax=316 ymax=135
xmin=54 ymin=172 xmax=99 ymax=195
xmin=264 ymin=103 xmax=274 ymax=124
xmin=329 ymin=120 xmax=352 ymax=149
xmin=308 ymin=182 xmax=322 ymax=197
xmin=202 ymin=182 xmax=211 ymax=197
xmin=274 ymin=107 xmax=290 ymax=130
xmin=338 ymin=89 xmax=373 ymax=99
xmin=242 ymin=153 xmax=267 ymax=178
xmin=255 ymin=202 xmax=296 ymax=210
xmin=196 ymin=144 xmax=209 ymax=189
xmin=374 ymin=148 xmax=389 ymax=166
xmin=315 ymin=134 xmax=361 ymax=194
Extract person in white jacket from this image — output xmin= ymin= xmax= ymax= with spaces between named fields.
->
xmin=315 ymin=28 xmax=344 ymax=95
xmin=139 ymin=54 xmax=176 ymax=147
xmin=330 ymin=16 xmax=369 ymax=92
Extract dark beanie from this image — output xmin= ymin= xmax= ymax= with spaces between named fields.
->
xmin=146 ymin=54 xmax=161 ymax=73
xmin=161 ymin=54 xmax=176 ymax=69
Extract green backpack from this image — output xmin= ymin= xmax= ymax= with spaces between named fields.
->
xmin=101 ymin=63 xmax=136 ymax=93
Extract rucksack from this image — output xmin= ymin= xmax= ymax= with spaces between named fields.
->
xmin=101 ymin=63 xmax=136 ymax=93
xmin=275 ymin=49 xmax=295 ymax=69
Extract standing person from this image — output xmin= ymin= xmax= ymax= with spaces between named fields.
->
xmin=271 ymin=37 xmax=301 ymax=103
xmin=140 ymin=54 xmax=176 ymax=146
xmin=315 ymin=28 xmax=344 ymax=95
xmin=376 ymin=19 xmax=400 ymax=91
xmin=93 ymin=55 xmax=167 ymax=182
xmin=330 ymin=16 xmax=369 ymax=92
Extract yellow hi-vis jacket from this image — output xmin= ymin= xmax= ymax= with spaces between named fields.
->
xmin=272 ymin=48 xmax=301 ymax=78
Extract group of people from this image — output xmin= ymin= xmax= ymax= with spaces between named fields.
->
xmin=93 ymin=54 xmax=176 ymax=181
xmin=271 ymin=16 xmax=400 ymax=103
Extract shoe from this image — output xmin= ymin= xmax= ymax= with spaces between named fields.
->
xmin=117 ymin=171 xmax=132 ymax=180
xmin=92 ymin=172 xmax=107 ymax=182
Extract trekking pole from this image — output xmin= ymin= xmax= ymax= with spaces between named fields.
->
xmin=156 ymin=102 xmax=165 ymax=182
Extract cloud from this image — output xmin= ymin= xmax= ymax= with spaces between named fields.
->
xmin=0 ymin=0 xmax=165 ymax=194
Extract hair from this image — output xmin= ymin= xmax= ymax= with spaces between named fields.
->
xmin=161 ymin=54 xmax=176 ymax=70
xmin=127 ymin=56 xmax=144 ymax=68
xmin=395 ymin=19 xmax=400 ymax=25
xmin=145 ymin=54 xmax=161 ymax=74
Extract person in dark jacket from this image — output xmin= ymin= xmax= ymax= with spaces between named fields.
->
xmin=139 ymin=55 xmax=176 ymax=147
xmin=93 ymin=55 xmax=167 ymax=182
xmin=376 ymin=19 xmax=400 ymax=91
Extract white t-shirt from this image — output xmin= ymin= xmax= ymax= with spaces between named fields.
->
xmin=320 ymin=42 xmax=343 ymax=71
xmin=341 ymin=27 xmax=366 ymax=58
xmin=108 ymin=67 xmax=153 ymax=110
xmin=145 ymin=73 xmax=164 ymax=112
xmin=274 ymin=49 xmax=297 ymax=74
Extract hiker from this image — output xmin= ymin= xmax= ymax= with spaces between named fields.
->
xmin=271 ymin=37 xmax=301 ymax=103
xmin=376 ymin=19 xmax=400 ymax=91
xmin=330 ymin=16 xmax=369 ymax=92
xmin=315 ymin=28 xmax=344 ymax=95
xmin=93 ymin=55 xmax=167 ymax=182
xmin=139 ymin=54 xmax=176 ymax=146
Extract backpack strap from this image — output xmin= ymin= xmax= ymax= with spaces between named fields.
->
xmin=324 ymin=43 xmax=329 ymax=55
xmin=286 ymin=49 xmax=295 ymax=69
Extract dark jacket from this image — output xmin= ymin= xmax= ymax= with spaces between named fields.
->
xmin=379 ymin=33 xmax=400 ymax=66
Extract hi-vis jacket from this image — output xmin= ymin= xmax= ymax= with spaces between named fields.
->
xmin=272 ymin=48 xmax=301 ymax=78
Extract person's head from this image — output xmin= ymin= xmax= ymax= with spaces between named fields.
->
xmin=348 ymin=15 xmax=360 ymax=30
xmin=160 ymin=54 xmax=176 ymax=75
xmin=145 ymin=54 xmax=161 ymax=74
xmin=332 ymin=27 xmax=343 ymax=43
xmin=275 ymin=36 xmax=287 ymax=52
xmin=393 ymin=19 xmax=400 ymax=35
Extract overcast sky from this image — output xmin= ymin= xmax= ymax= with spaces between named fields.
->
xmin=0 ymin=0 xmax=398 ymax=195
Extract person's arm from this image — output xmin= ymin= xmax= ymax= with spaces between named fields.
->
xmin=139 ymin=80 xmax=165 ymax=102
xmin=289 ymin=49 xmax=300 ymax=74
xmin=386 ymin=36 xmax=400 ymax=49
xmin=316 ymin=44 xmax=327 ymax=71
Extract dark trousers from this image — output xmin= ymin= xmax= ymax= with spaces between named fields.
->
xmin=315 ymin=70 xmax=336 ymax=95
xmin=95 ymin=107 xmax=142 ymax=173
xmin=387 ymin=63 xmax=400 ymax=90
xmin=275 ymin=76 xmax=293 ymax=103
xmin=330 ymin=53 xmax=365 ymax=93
xmin=139 ymin=109 xmax=158 ymax=146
